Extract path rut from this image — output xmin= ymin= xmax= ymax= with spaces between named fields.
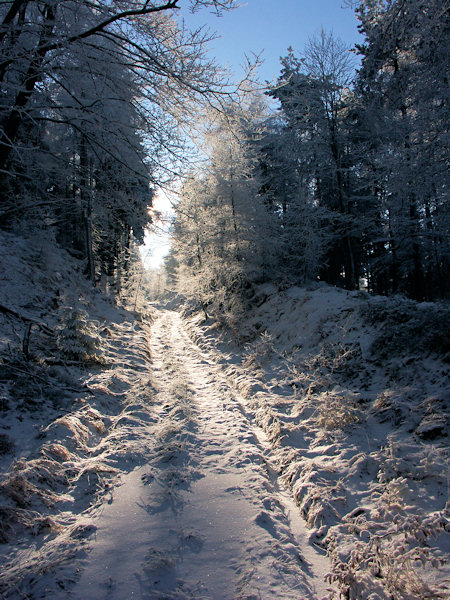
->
xmin=69 ymin=309 xmax=331 ymax=599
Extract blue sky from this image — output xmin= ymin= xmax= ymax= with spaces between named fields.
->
xmin=180 ymin=0 xmax=363 ymax=83
xmin=142 ymin=1 xmax=364 ymax=270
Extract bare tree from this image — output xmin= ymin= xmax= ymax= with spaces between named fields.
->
xmin=0 ymin=1 xmax=237 ymax=188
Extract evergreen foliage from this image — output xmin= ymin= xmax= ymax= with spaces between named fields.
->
xmin=56 ymin=307 xmax=106 ymax=364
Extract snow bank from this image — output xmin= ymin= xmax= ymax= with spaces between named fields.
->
xmin=0 ymin=230 xmax=156 ymax=597
xmin=184 ymin=283 xmax=449 ymax=600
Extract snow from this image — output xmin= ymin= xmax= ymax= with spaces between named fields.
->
xmin=69 ymin=310 xmax=330 ymax=599
xmin=183 ymin=283 xmax=449 ymax=599
xmin=0 ymin=230 xmax=157 ymax=596
xmin=0 ymin=229 xmax=448 ymax=599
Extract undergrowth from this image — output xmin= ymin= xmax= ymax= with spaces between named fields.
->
xmin=361 ymin=297 xmax=450 ymax=361
xmin=56 ymin=307 xmax=106 ymax=364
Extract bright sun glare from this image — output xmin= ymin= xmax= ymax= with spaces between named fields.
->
xmin=140 ymin=189 xmax=175 ymax=270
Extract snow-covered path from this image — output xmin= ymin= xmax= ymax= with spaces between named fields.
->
xmin=70 ymin=309 xmax=331 ymax=600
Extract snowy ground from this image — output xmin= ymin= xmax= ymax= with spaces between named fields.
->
xmin=69 ymin=309 xmax=332 ymax=599
xmin=183 ymin=283 xmax=449 ymax=600
xmin=0 ymin=229 xmax=448 ymax=599
xmin=0 ymin=230 xmax=156 ymax=597
xmin=0 ymin=231 xmax=332 ymax=599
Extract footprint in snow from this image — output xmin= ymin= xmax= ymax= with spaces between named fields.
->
xmin=176 ymin=529 xmax=205 ymax=553
xmin=254 ymin=510 xmax=278 ymax=536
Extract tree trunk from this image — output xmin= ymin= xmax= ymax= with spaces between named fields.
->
xmin=388 ymin=208 xmax=399 ymax=294
xmin=0 ymin=0 xmax=29 ymax=81
xmin=80 ymin=135 xmax=95 ymax=283
xmin=228 ymin=155 xmax=241 ymax=262
xmin=408 ymin=200 xmax=424 ymax=300
xmin=331 ymin=135 xmax=357 ymax=290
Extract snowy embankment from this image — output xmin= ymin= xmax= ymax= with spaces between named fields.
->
xmin=183 ymin=283 xmax=449 ymax=600
xmin=0 ymin=230 xmax=156 ymax=597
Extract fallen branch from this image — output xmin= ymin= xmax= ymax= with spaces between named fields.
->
xmin=0 ymin=304 xmax=52 ymax=335
xmin=4 ymin=363 xmax=95 ymax=397
xmin=22 ymin=323 xmax=32 ymax=358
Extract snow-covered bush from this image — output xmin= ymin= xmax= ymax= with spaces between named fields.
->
xmin=56 ymin=308 xmax=106 ymax=364
xmin=326 ymin=510 xmax=448 ymax=600
xmin=361 ymin=299 xmax=450 ymax=360
xmin=316 ymin=391 xmax=361 ymax=432
xmin=243 ymin=331 xmax=277 ymax=367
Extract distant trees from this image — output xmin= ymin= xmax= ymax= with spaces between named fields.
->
xmin=170 ymin=1 xmax=448 ymax=316
xmin=171 ymin=100 xmax=277 ymax=323
xmin=0 ymin=0 xmax=237 ymax=290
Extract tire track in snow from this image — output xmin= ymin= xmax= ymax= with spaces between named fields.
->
xmin=68 ymin=309 xmax=331 ymax=599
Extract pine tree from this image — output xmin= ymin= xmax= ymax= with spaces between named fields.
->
xmin=56 ymin=307 xmax=105 ymax=364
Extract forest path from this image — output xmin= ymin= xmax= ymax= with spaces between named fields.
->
xmin=71 ymin=308 xmax=331 ymax=600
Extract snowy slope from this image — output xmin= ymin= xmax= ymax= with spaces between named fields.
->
xmin=0 ymin=230 xmax=156 ymax=597
xmin=0 ymin=231 xmax=334 ymax=599
xmin=184 ymin=282 xmax=449 ymax=600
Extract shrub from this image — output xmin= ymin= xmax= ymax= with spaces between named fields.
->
xmin=56 ymin=308 xmax=106 ymax=364
xmin=361 ymin=298 xmax=450 ymax=360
